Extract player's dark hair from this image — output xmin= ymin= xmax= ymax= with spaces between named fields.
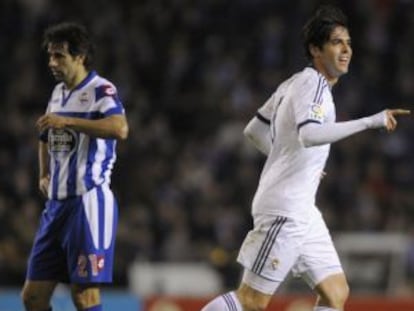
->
xmin=302 ymin=5 xmax=348 ymax=60
xmin=42 ymin=22 xmax=95 ymax=70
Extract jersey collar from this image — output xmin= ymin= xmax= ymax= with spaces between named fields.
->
xmin=61 ymin=71 xmax=97 ymax=106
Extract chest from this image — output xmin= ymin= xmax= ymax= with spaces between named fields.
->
xmin=49 ymin=88 xmax=95 ymax=113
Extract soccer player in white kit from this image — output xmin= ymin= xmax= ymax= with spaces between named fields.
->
xmin=201 ymin=5 xmax=409 ymax=311
xmin=21 ymin=23 xmax=129 ymax=311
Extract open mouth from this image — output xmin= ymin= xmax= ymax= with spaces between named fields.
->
xmin=338 ymin=56 xmax=349 ymax=65
xmin=338 ymin=60 xmax=349 ymax=70
xmin=51 ymin=70 xmax=62 ymax=78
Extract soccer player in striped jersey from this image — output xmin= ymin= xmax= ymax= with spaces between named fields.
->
xmin=21 ymin=22 xmax=129 ymax=311
xmin=201 ymin=5 xmax=409 ymax=311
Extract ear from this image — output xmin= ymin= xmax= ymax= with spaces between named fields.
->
xmin=309 ymin=44 xmax=321 ymax=58
xmin=76 ymin=54 xmax=87 ymax=65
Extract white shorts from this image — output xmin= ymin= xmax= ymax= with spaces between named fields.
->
xmin=237 ymin=209 xmax=343 ymax=295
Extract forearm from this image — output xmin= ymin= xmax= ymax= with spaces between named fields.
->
xmin=65 ymin=115 xmax=128 ymax=140
xmin=299 ymin=111 xmax=386 ymax=147
xmin=38 ymin=142 xmax=49 ymax=178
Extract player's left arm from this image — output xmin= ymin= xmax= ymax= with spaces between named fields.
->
xmin=299 ymin=109 xmax=410 ymax=147
xmin=37 ymin=83 xmax=129 ymax=140
xmin=36 ymin=113 xmax=129 ymax=140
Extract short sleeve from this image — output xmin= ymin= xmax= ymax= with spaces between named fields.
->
xmin=256 ymin=94 xmax=276 ymax=124
xmin=95 ymin=84 xmax=125 ymax=116
xmin=292 ymin=74 xmax=329 ymax=129
xmin=256 ymin=78 xmax=290 ymax=124
xmin=39 ymin=90 xmax=55 ymax=142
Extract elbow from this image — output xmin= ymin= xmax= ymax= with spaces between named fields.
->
xmin=298 ymin=126 xmax=320 ymax=148
xmin=244 ymin=130 xmax=270 ymax=155
xmin=116 ymin=124 xmax=129 ymax=140
xmin=300 ymin=138 xmax=312 ymax=148
xmin=301 ymin=140 xmax=313 ymax=148
xmin=243 ymin=126 xmax=250 ymax=139
xmin=243 ymin=125 xmax=256 ymax=143
xmin=243 ymin=127 xmax=256 ymax=145
xmin=299 ymin=133 xmax=316 ymax=148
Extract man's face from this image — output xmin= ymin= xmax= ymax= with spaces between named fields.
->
xmin=313 ymin=26 xmax=352 ymax=81
xmin=47 ymin=42 xmax=84 ymax=84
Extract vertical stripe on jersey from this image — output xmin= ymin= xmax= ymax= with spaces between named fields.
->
xmin=97 ymin=186 xmax=105 ymax=250
xmin=51 ymin=159 xmax=60 ymax=199
xmin=67 ymin=151 xmax=78 ymax=197
xmin=313 ymin=76 xmax=327 ymax=104
xmin=222 ymin=293 xmax=237 ymax=311
xmin=83 ymin=137 xmax=116 ymax=192
xmin=83 ymin=187 xmax=100 ymax=249
xmin=102 ymin=185 xmax=115 ymax=249
xmin=252 ymin=216 xmax=287 ymax=274
xmin=313 ymin=76 xmax=322 ymax=102
xmin=92 ymin=139 xmax=107 ymax=184
xmin=315 ymin=83 xmax=327 ymax=104
xmin=58 ymin=158 xmax=69 ymax=198
xmin=76 ymin=134 xmax=89 ymax=194
xmin=101 ymin=140 xmax=116 ymax=183
xmin=84 ymin=138 xmax=98 ymax=190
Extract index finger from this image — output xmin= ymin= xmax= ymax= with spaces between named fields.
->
xmin=390 ymin=109 xmax=410 ymax=115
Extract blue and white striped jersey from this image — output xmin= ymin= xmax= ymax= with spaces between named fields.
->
xmin=41 ymin=71 xmax=125 ymax=200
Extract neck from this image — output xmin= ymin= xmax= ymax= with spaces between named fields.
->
xmin=65 ymin=68 xmax=89 ymax=90
xmin=312 ymin=62 xmax=338 ymax=87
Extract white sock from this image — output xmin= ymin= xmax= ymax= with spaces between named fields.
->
xmin=201 ymin=291 xmax=242 ymax=311
xmin=314 ymin=307 xmax=339 ymax=311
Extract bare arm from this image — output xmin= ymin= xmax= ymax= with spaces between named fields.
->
xmin=36 ymin=114 xmax=129 ymax=140
xmin=39 ymin=141 xmax=49 ymax=197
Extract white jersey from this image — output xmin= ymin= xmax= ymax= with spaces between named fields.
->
xmin=252 ymin=67 xmax=335 ymax=220
xmin=41 ymin=71 xmax=125 ymax=200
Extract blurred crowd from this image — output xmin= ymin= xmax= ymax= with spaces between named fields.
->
xmin=1 ymin=0 xmax=414 ymax=291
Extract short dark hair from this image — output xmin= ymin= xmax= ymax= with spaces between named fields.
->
xmin=302 ymin=5 xmax=348 ymax=60
xmin=42 ymin=22 xmax=95 ymax=70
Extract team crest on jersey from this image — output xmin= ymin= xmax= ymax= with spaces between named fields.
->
xmin=48 ymin=128 xmax=78 ymax=157
xmin=79 ymin=92 xmax=89 ymax=104
xmin=271 ymin=258 xmax=280 ymax=270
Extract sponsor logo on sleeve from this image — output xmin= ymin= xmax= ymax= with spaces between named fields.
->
xmin=308 ymin=103 xmax=324 ymax=122
xmin=103 ymin=85 xmax=116 ymax=96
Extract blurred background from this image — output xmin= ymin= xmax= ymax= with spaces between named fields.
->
xmin=1 ymin=0 xmax=414 ymax=310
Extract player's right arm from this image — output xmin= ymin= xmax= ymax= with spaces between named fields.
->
xmin=38 ymin=141 xmax=49 ymax=198
xmin=245 ymin=76 xmax=296 ymax=155
xmin=38 ymin=97 xmax=53 ymax=198
xmin=244 ymin=113 xmax=271 ymax=155
xmin=243 ymin=93 xmax=278 ymax=155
